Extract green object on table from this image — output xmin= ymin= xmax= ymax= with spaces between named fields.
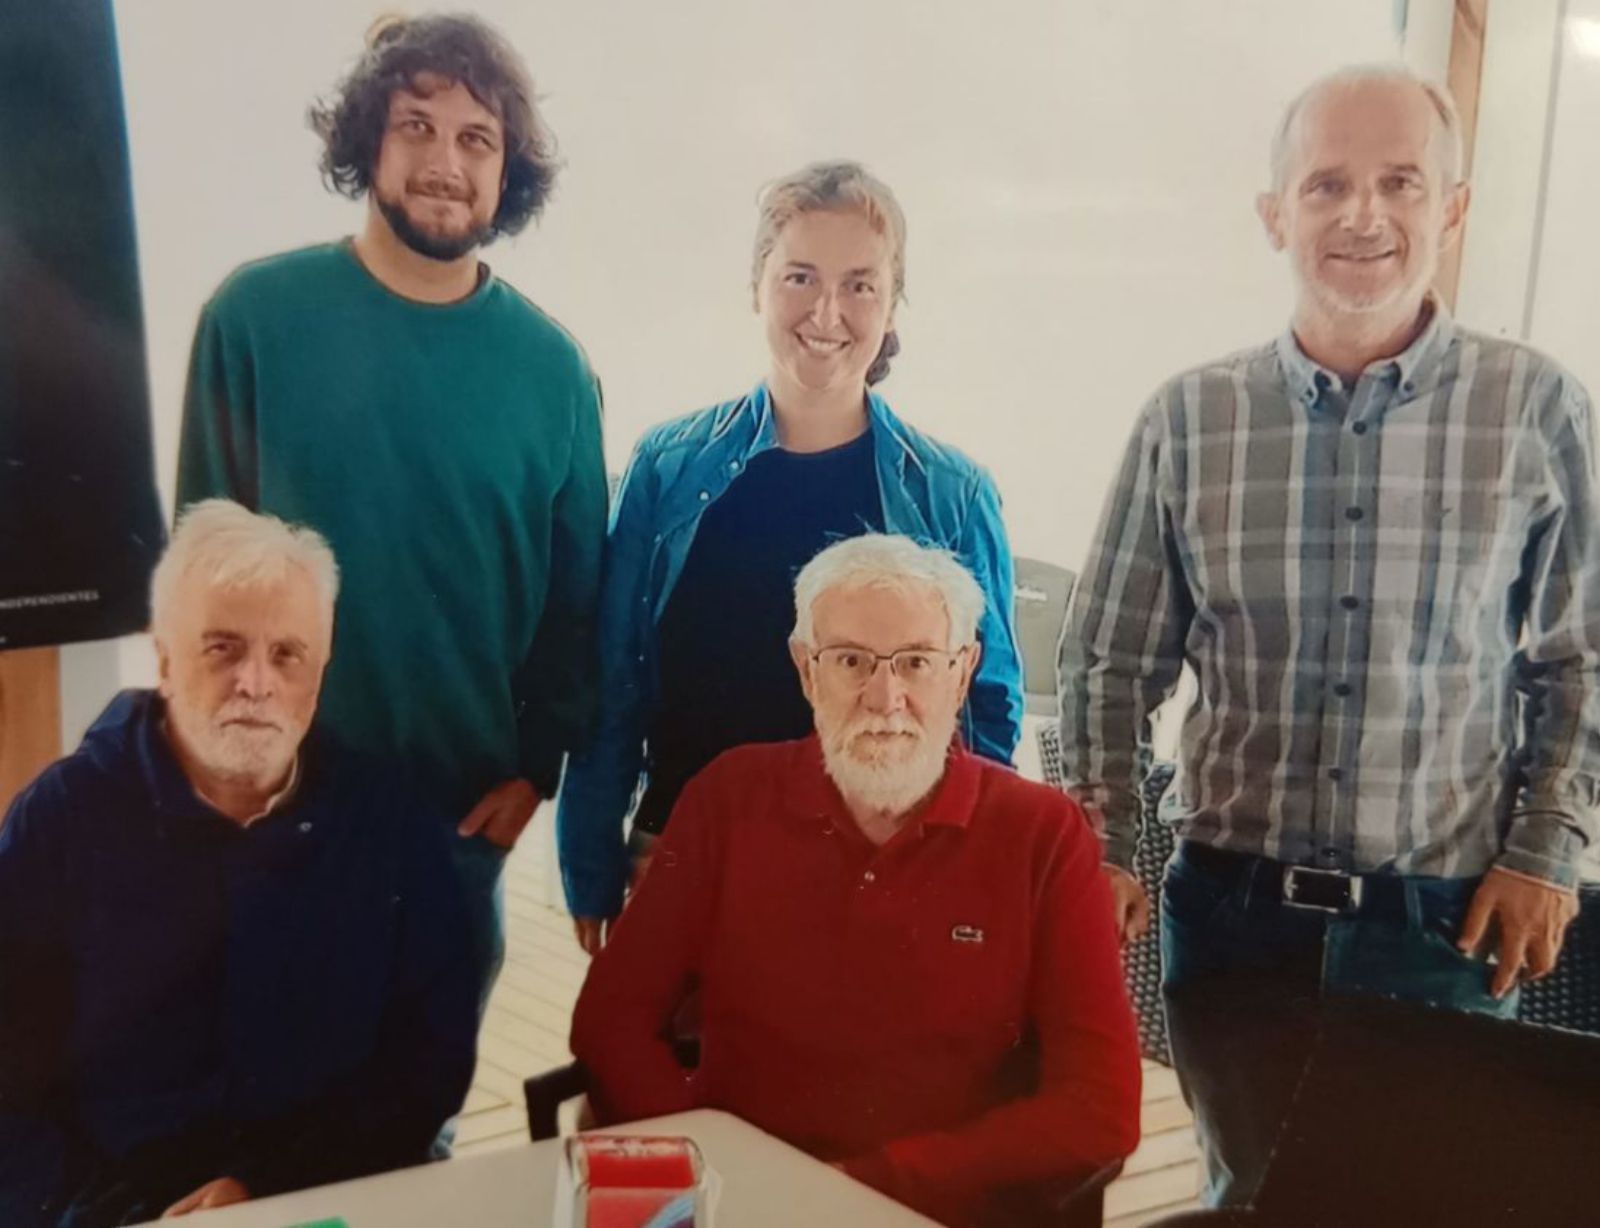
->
xmin=283 ymin=1219 xmax=348 ymax=1227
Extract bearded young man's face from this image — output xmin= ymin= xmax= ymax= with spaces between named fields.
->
xmin=369 ymin=74 xmax=505 ymax=261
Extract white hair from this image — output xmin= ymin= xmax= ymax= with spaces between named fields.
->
xmin=1269 ymin=63 xmax=1464 ymax=190
xmin=150 ymin=499 xmax=341 ymax=641
xmin=791 ymin=533 xmax=984 ymax=650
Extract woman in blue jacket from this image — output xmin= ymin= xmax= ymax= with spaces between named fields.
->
xmin=558 ymin=161 xmax=1023 ymax=947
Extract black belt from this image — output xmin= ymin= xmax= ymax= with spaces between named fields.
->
xmin=1178 ymin=840 xmax=1412 ymax=919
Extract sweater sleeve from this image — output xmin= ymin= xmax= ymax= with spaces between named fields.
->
xmin=569 ymin=771 xmax=724 ymax=1119
xmin=175 ymin=296 xmax=259 ymax=512
xmin=515 ymin=369 xmax=609 ymax=799
xmin=0 ymin=775 xmax=79 ymax=1227
xmin=840 ymin=802 xmax=1142 ymax=1224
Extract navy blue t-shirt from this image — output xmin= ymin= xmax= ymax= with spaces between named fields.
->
xmin=638 ymin=429 xmax=884 ymax=833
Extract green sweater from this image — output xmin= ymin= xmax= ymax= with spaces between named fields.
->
xmin=176 ymin=242 xmax=606 ymax=813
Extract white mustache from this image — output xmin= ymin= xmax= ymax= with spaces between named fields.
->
xmin=216 ymin=702 xmax=282 ymax=729
xmin=846 ymin=715 xmax=920 ymax=739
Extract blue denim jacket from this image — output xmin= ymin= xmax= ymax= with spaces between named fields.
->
xmin=557 ymin=383 xmax=1024 ymax=918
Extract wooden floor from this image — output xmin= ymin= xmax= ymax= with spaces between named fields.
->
xmin=456 ymin=827 xmax=1203 ymax=1225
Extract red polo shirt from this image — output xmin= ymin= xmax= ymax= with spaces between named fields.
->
xmin=571 ymin=737 xmax=1141 ymax=1225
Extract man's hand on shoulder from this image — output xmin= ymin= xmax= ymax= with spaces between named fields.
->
xmin=1104 ymin=864 xmax=1151 ymax=944
xmin=162 ymin=1176 xmax=249 ymax=1217
xmin=458 ymin=778 xmax=542 ymax=850
xmin=1459 ymin=866 xmax=1580 ymax=999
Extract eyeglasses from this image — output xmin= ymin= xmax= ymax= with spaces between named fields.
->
xmin=810 ymin=645 xmax=966 ymax=690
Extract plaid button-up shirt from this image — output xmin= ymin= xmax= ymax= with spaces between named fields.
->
xmin=1060 ymin=306 xmax=1600 ymax=887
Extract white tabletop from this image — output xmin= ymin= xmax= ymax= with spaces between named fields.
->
xmin=137 ymin=1110 xmax=939 ymax=1227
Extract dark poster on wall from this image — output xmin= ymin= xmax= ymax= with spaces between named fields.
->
xmin=0 ymin=0 xmax=164 ymax=650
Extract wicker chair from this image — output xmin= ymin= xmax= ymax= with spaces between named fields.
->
xmin=1519 ymin=881 xmax=1600 ymax=1033
xmin=1036 ymin=722 xmax=1174 ymax=1065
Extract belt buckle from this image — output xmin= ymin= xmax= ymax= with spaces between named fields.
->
xmin=1281 ymin=864 xmax=1363 ymax=913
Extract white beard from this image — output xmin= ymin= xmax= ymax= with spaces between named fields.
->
xmin=820 ymin=709 xmax=956 ymax=817
xmin=1300 ymin=248 xmax=1433 ymax=319
xmin=167 ymin=696 xmax=297 ymax=789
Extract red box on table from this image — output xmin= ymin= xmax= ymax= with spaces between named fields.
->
xmin=557 ymin=1135 xmax=709 ymax=1228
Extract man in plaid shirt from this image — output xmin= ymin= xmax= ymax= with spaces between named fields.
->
xmin=1060 ymin=64 xmax=1598 ymax=1207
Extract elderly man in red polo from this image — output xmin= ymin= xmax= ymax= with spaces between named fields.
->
xmin=571 ymin=533 xmax=1140 ymax=1227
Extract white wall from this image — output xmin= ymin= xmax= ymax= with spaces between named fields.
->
xmin=62 ymin=0 xmax=1412 ymax=743
xmin=1527 ymin=1 xmax=1600 ymax=395
xmin=1453 ymin=0 xmax=1600 ymax=403
xmin=1453 ymin=0 xmax=1565 ymax=340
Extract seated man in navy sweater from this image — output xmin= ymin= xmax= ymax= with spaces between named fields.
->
xmin=0 ymin=500 xmax=477 ymax=1226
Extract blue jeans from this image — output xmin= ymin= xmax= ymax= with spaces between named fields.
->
xmin=433 ymin=836 xmax=508 ymax=1157
xmin=1159 ymin=842 xmax=1516 ymax=1208
xmin=449 ymin=835 xmax=509 ymax=1017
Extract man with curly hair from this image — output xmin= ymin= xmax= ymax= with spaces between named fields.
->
xmin=176 ymin=14 xmax=607 ymax=1005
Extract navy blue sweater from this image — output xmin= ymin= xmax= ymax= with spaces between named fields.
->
xmin=0 ymin=691 xmax=477 ymax=1226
